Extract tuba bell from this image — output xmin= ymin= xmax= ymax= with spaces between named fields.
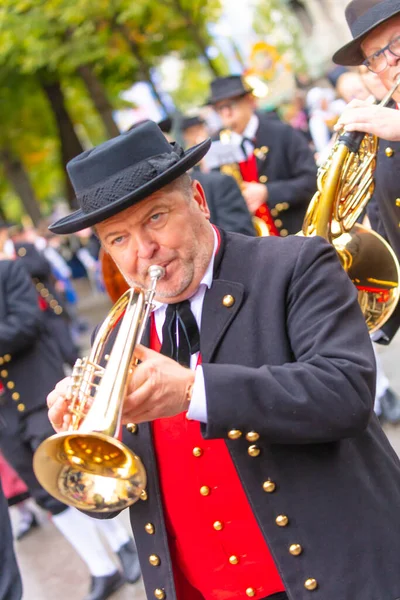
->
xmin=301 ymin=79 xmax=400 ymax=333
xmin=33 ymin=265 xmax=164 ymax=512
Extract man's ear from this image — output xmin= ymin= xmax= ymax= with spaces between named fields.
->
xmin=191 ymin=180 xmax=211 ymax=220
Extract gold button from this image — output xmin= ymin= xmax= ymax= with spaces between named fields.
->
xmin=222 ymin=294 xmax=235 ymax=307
xmin=263 ymin=480 xmax=276 ymax=493
xmin=289 ymin=543 xmax=303 ymax=556
xmin=4 ymin=355 xmax=11 ymax=362
xmin=274 ymin=219 xmax=283 ymax=228
xmin=126 ymin=423 xmax=138 ymax=433
xmin=304 ymin=578 xmax=318 ymax=591
xmin=149 ymin=554 xmax=160 ymax=567
xmin=154 ymin=589 xmax=165 ymax=600
xmin=261 ymin=146 xmax=269 ymax=153
xmin=12 ymin=392 xmax=20 ymax=401
xmin=1 ymin=370 xmax=8 ymax=377
xmin=40 ymin=288 xmax=49 ymax=298
xmin=248 ymin=445 xmax=261 ymax=457
xmin=270 ymin=208 xmax=278 ymax=217
xmin=385 ymin=147 xmax=394 ymax=157
xmin=36 ymin=282 xmax=44 ymax=290
xmin=396 ymin=198 xmax=400 ymax=207
xmin=140 ymin=490 xmax=148 ymax=501
xmin=7 ymin=381 xmax=15 ymax=389
xmin=200 ymin=485 xmax=210 ymax=496
xmin=17 ymin=247 xmax=26 ymax=257
xmin=229 ymin=555 xmax=239 ymax=565
xmin=213 ymin=520 xmax=224 ymax=531
xmin=193 ymin=447 xmax=203 ymax=457
xmin=282 ymin=202 xmax=289 ymax=210
xmin=246 ymin=431 xmax=260 ymax=442
xmin=50 ymin=299 xmax=58 ymax=308
xmin=228 ymin=429 xmax=242 ymax=440
xmin=259 ymin=175 xmax=268 ymax=183
xmin=54 ymin=306 xmax=63 ymax=315
xmin=276 ymin=515 xmax=289 ymax=527
xmin=17 ymin=403 xmax=25 ymax=412
xmin=276 ymin=203 xmax=283 ymax=212
xmin=246 ymin=588 xmax=256 ymax=597
xmin=145 ymin=522 xmax=155 ymax=535
xmin=0 ymin=358 xmax=3 ymax=365
xmin=280 ymin=229 xmax=289 ymax=237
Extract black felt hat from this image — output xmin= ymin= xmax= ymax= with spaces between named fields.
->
xmin=333 ymin=0 xmax=400 ymax=66
xmin=181 ymin=115 xmax=205 ymax=131
xmin=206 ymin=75 xmax=253 ymax=105
xmin=49 ymin=120 xmax=211 ymax=235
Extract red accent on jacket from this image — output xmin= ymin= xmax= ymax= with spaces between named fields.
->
xmin=239 ymin=154 xmax=280 ymax=236
xmin=150 ymin=313 xmax=285 ymax=598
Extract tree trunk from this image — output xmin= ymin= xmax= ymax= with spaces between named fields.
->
xmin=116 ymin=24 xmax=170 ymax=114
xmin=39 ymin=78 xmax=84 ymax=209
xmin=0 ymin=147 xmax=43 ymax=225
xmin=77 ymin=65 xmax=120 ymax=138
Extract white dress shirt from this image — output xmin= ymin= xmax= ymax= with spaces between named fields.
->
xmin=228 ymin=113 xmax=259 ymax=158
xmin=152 ymin=228 xmax=218 ymax=423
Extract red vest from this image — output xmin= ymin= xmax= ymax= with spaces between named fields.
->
xmin=151 ymin=314 xmax=285 ymax=599
xmin=239 ymin=154 xmax=280 ymax=237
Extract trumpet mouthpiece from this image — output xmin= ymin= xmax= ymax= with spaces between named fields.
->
xmin=148 ymin=265 xmax=165 ymax=281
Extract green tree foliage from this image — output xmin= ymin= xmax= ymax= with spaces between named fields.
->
xmin=253 ymin=0 xmax=307 ymax=72
xmin=0 ymin=0 xmax=223 ymax=220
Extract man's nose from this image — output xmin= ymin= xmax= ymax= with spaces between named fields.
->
xmin=385 ymin=49 xmax=400 ymax=66
xmin=135 ymin=233 xmax=158 ymax=260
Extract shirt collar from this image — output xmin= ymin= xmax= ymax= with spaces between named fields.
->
xmin=243 ymin=113 xmax=259 ymax=141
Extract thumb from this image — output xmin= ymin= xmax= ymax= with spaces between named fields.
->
xmin=133 ymin=344 xmax=159 ymax=362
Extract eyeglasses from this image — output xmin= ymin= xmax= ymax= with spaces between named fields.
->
xmin=363 ymin=34 xmax=400 ymax=74
xmin=213 ymin=98 xmax=241 ymax=114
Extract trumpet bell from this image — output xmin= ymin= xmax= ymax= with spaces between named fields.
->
xmin=333 ymin=224 xmax=400 ymax=334
xmin=33 ymin=432 xmax=146 ymax=512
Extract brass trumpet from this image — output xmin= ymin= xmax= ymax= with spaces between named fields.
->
xmin=33 ymin=265 xmax=164 ymax=512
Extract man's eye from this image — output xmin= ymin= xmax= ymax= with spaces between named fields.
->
xmin=150 ymin=213 xmax=161 ymax=222
xmin=111 ymin=236 xmax=125 ymax=245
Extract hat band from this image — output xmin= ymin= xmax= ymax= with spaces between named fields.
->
xmin=78 ymin=144 xmax=185 ymax=215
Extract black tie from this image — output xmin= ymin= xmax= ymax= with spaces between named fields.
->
xmin=160 ymin=300 xmax=200 ymax=368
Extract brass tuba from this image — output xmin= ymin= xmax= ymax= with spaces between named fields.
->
xmin=301 ymin=79 xmax=400 ymax=333
xmin=33 ymin=265 xmax=164 ymax=512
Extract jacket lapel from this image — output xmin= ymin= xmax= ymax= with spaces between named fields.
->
xmin=200 ymin=280 xmax=244 ymax=363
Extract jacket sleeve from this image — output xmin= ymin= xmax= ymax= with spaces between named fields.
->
xmin=266 ymin=125 xmax=317 ymax=210
xmin=202 ymin=237 xmax=376 ymax=444
xmin=210 ymin=173 xmax=255 ymax=236
xmin=0 ymin=260 xmax=43 ymax=356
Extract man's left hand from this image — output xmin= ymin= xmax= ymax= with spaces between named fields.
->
xmin=241 ymin=181 xmax=268 ymax=214
xmin=334 ymin=101 xmax=400 ymax=141
xmin=122 ymin=345 xmax=195 ymax=423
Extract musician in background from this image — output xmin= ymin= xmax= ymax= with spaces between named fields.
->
xmin=47 ymin=121 xmax=400 ymax=600
xmin=206 ymin=75 xmax=317 ymax=236
xmin=333 ymin=0 xmax=400 ymax=343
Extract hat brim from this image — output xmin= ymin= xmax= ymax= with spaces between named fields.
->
xmin=205 ymin=90 xmax=251 ymax=106
xmin=50 ymin=138 xmax=211 ymax=235
xmin=333 ymin=4 xmax=400 ymax=66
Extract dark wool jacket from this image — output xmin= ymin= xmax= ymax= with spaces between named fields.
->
xmin=90 ymin=231 xmax=400 ymax=600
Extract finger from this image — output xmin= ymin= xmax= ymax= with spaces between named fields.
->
xmin=133 ymin=344 xmax=161 ymax=363
xmin=123 ymin=378 xmax=156 ymax=419
xmin=48 ymin=396 xmax=70 ymax=432
xmin=342 ymin=123 xmax=374 ymax=134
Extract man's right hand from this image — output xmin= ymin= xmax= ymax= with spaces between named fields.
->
xmin=334 ymin=99 xmax=400 ymax=141
xmin=47 ymin=377 xmax=72 ymax=433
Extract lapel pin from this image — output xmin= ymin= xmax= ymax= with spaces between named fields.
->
xmin=222 ymin=294 xmax=235 ymax=307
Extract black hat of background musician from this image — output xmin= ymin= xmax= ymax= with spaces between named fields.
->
xmin=181 ymin=115 xmax=205 ymax=132
xmin=333 ymin=0 xmax=400 ymax=66
xmin=49 ymin=120 xmax=211 ymax=235
xmin=206 ymin=75 xmax=253 ymax=105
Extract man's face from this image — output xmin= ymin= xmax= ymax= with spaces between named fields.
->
xmin=361 ymin=15 xmax=400 ymax=102
xmin=213 ymin=94 xmax=255 ymax=134
xmin=182 ymin=124 xmax=208 ymax=148
xmin=97 ymin=180 xmax=214 ymax=303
